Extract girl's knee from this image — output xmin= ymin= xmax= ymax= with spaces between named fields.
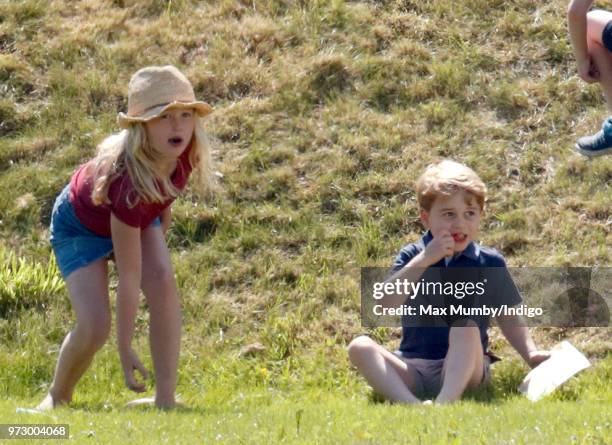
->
xmin=144 ymin=263 xmax=176 ymax=293
xmin=74 ymin=315 xmax=111 ymax=351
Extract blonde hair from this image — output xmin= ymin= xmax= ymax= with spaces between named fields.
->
xmin=416 ymin=160 xmax=486 ymax=211
xmin=90 ymin=117 xmax=213 ymax=207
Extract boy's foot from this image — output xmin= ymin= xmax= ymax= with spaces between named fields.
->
xmin=575 ymin=128 xmax=612 ymax=157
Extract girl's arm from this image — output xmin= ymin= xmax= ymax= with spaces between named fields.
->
xmin=160 ymin=206 xmax=171 ymax=235
xmin=568 ymin=0 xmax=597 ymax=82
xmin=110 ymin=213 xmax=149 ymax=392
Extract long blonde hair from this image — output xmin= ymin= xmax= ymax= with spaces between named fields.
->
xmin=90 ymin=117 xmax=213 ymax=207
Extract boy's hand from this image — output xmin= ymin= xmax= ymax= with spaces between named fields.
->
xmin=422 ymin=230 xmax=454 ymax=266
xmin=120 ymin=347 xmax=149 ymax=392
xmin=527 ymin=350 xmax=551 ymax=368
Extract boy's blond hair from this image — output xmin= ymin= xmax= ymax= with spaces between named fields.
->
xmin=90 ymin=117 xmax=213 ymax=207
xmin=416 ymin=160 xmax=486 ymax=211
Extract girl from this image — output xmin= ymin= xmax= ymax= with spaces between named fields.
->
xmin=568 ymin=0 xmax=612 ymax=156
xmin=38 ymin=65 xmax=214 ymax=409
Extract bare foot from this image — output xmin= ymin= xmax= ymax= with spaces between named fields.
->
xmin=35 ymin=393 xmax=67 ymax=411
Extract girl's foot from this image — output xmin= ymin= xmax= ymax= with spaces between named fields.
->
xmin=35 ymin=393 xmax=67 ymax=411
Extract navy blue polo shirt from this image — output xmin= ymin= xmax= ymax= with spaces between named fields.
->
xmin=391 ymin=231 xmax=522 ymax=360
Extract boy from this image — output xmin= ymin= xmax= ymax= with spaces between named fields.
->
xmin=568 ymin=0 xmax=612 ymax=156
xmin=348 ymin=160 xmax=550 ymax=404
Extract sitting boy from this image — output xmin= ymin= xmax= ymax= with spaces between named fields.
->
xmin=348 ymin=160 xmax=550 ymax=404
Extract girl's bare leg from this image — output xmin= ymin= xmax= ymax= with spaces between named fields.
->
xmin=139 ymin=225 xmax=181 ymax=408
xmin=37 ymin=260 xmax=111 ymax=409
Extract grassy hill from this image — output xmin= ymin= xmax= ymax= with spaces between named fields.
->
xmin=0 ymin=0 xmax=610 ymax=443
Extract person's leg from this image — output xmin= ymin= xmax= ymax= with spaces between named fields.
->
xmin=347 ymin=335 xmax=423 ymax=404
xmin=576 ymin=11 xmax=612 ymax=156
xmin=37 ymin=259 xmax=111 ymax=409
xmin=139 ymin=225 xmax=181 ymax=408
xmin=587 ymin=10 xmax=612 ymax=109
xmin=435 ymin=325 xmax=484 ymax=404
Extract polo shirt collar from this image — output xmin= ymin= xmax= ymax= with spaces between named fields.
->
xmin=421 ymin=230 xmax=480 ymax=263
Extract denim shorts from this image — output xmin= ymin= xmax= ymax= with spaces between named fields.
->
xmin=49 ymin=185 xmax=160 ymax=278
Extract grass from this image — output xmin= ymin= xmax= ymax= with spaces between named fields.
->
xmin=0 ymin=351 xmax=610 ymax=443
xmin=0 ymin=392 xmax=610 ymax=444
xmin=0 ymin=0 xmax=610 ymax=443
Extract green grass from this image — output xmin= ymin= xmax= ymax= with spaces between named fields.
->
xmin=1 ymin=353 xmax=611 ymax=444
xmin=0 ymin=399 xmax=609 ymax=445
xmin=0 ymin=0 xmax=610 ymax=443
xmin=1 ymin=358 xmax=610 ymax=444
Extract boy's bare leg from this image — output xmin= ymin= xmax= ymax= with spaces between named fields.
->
xmin=37 ymin=260 xmax=111 ymax=410
xmin=587 ymin=11 xmax=612 ymax=109
xmin=435 ymin=325 xmax=484 ymax=404
xmin=139 ymin=226 xmax=181 ymax=408
xmin=347 ymin=336 xmax=422 ymax=404
xmin=589 ymin=41 xmax=612 ymax=109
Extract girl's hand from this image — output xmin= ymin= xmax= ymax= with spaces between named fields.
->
xmin=422 ymin=230 xmax=454 ymax=266
xmin=120 ymin=347 xmax=149 ymax=392
xmin=527 ymin=350 xmax=551 ymax=369
xmin=577 ymin=56 xmax=599 ymax=83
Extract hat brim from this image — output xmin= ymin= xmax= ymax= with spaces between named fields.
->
xmin=117 ymin=101 xmax=213 ymax=129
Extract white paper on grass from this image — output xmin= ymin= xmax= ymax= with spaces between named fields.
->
xmin=15 ymin=407 xmax=43 ymax=414
xmin=518 ymin=341 xmax=591 ymax=402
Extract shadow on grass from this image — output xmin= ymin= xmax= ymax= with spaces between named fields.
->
xmin=67 ymin=401 xmax=213 ymax=415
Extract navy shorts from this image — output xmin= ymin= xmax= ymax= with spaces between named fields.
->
xmin=49 ymin=185 xmax=160 ymax=278
xmin=602 ymin=21 xmax=612 ymax=52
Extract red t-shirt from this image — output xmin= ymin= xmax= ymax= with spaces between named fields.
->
xmin=69 ymin=143 xmax=193 ymax=237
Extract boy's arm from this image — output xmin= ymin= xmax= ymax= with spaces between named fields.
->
xmin=381 ymin=251 xmax=431 ymax=308
xmin=567 ymin=0 xmax=597 ymax=82
xmin=381 ymin=231 xmax=455 ymax=308
xmin=496 ymin=314 xmax=551 ymax=368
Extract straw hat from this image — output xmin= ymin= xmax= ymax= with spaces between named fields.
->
xmin=117 ymin=65 xmax=213 ymax=128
